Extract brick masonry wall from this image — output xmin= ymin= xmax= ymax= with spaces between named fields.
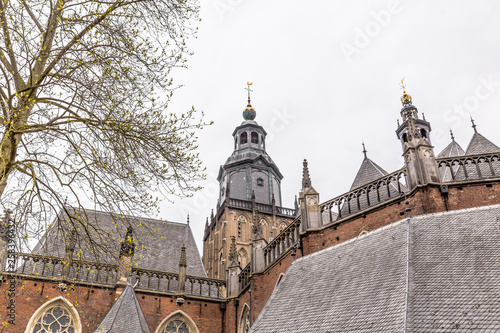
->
xmin=0 ymin=277 xmax=224 ymax=333
xmin=301 ymin=182 xmax=500 ymax=256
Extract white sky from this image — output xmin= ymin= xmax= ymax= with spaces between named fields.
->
xmin=161 ymin=0 xmax=500 ymax=250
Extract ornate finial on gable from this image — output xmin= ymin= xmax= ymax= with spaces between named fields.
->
xmin=450 ymin=129 xmax=455 ymax=141
xmin=179 ymin=244 xmax=187 ymax=267
xmin=186 ymin=213 xmax=190 ymax=225
xmin=302 ymin=159 xmax=312 ymax=189
xmin=362 ymin=142 xmax=367 ymax=159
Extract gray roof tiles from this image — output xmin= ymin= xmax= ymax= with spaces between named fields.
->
xmin=437 ymin=140 xmax=465 ymax=158
xmin=350 ymin=157 xmax=389 ymax=191
xmin=250 ymin=204 xmax=500 ymax=332
xmin=33 ymin=207 xmax=206 ymax=277
xmin=94 ymin=284 xmax=151 ymax=333
xmin=465 ymin=132 xmax=500 ymax=155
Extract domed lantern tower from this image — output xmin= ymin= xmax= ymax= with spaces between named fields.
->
xmin=202 ymin=83 xmax=296 ymax=281
xmin=217 ymin=84 xmax=283 ymax=206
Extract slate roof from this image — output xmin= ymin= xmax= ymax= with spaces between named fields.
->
xmin=437 ymin=140 xmax=465 ymax=182
xmin=350 ymin=157 xmax=389 ymax=190
xmin=465 ymin=132 xmax=500 ymax=155
xmin=33 ymin=207 xmax=206 ymax=277
xmin=94 ymin=284 xmax=150 ymax=333
xmin=437 ymin=139 xmax=465 ymax=158
xmin=250 ymin=204 xmax=500 ymax=332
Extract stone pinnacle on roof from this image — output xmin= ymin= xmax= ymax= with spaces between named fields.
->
xmin=179 ymin=244 xmax=187 ymax=268
xmin=302 ymin=159 xmax=312 ymax=188
xmin=228 ymin=236 xmax=239 ymax=266
xmin=119 ymin=226 xmax=135 ymax=258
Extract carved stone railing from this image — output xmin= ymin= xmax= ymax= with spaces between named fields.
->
xmin=9 ymin=253 xmax=118 ymax=285
xmin=263 ymin=216 xmax=301 ymax=268
xmin=7 ymin=253 xmax=225 ymax=299
xmin=320 ymin=168 xmax=408 ymax=224
xmin=437 ymin=153 xmax=500 ymax=183
xmin=238 ymin=262 xmax=251 ymax=291
xmin=228 ymin=198 xmax=296 ymax=217
xmin=131 ymin=267 xmax=225 ymax=299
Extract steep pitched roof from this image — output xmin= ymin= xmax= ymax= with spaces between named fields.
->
xmin=350 ymin=157 xmax=389 ymax=190
xmin=437 ymin=140 xmax=465 ymax=158
xmin=465 ymin=132 xmax=500 ymax=155
xmin=251 ymin=204 xmax=500 ymax=332
xmin=94 ymin=284 xmax=150 ymax=333
xmin=33 ymin=207 xmax=206 ymax=277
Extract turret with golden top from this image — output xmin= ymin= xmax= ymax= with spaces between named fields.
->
xmin=399 ymin=78 xmax=418 ymax=121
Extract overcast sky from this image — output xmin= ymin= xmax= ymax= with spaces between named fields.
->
xmin=161 ymin=0 xmax=500 ymax=249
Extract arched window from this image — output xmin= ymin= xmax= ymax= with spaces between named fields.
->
xmin=238 ymin=248 xmax=248 ymax=267
xmin=156 ymin=310 xmax=199 ymax=333
xmin=238 ymin=304 xmax=251 ymax=333
xmin=402 ymin=133 xmax=408 ymax=143
xmin=25 ymin=297 xmax=81 ymax=333
xmin=240 ymin=132 xmax=247 ymax=144
xmin=251 ymin=132 xmax=258 ymax=144
xmin=420 ymin=128 xmax=427 ymax=138
xmin=256 ymin=177 xmax=264 ymax=186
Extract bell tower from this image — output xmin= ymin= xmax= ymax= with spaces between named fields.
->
xmin=217 ymin=83 xmax=283 ymax=206
xmin=202 ymin=83 xmax=297 ymax=281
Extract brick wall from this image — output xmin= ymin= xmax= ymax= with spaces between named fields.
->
xmin=0 ymin=277 xmax=224 ymax=333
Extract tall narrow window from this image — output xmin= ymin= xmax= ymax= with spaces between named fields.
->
xmin=251 ymin=132 xmax=258 ymax=143
xmin=257 ymin=177 xmax=264 ymax=186
xmin=240 ymin=132 xmax=247 ymax=144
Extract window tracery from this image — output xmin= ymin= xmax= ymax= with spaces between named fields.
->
xmin=157 ymin=311 xmax=198 ymax=333
xmin=26 ymin=297 xmax=81 ymax=333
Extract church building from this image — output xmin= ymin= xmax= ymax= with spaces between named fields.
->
xmin=2 ymin=83 xmax=500 ymax=332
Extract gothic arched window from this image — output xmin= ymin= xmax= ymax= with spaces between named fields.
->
xmin=251 ymin=131 xmax=258 ymax=143
xmin=238 ymin=304 xmax=251 ymax=333
xmin=240 ymin=132 xmax=247 ymax=144
xmin=157 ymin=311 xmax=199 ymax=333
xmin=26 ymin=297 xmax=81 ymax=333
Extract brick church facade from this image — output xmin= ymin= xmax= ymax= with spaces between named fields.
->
xmin=2 ymin=85 xmax=500 ymax=332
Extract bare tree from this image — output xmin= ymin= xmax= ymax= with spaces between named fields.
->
xmin=0 ymin=0 xmax=206 ymax=250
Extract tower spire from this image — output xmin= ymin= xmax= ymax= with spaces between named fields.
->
xmin=471 ymin=116 xmax=478 ymax=133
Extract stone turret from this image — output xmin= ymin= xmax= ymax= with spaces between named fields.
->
xmin=396 ymin=83 xmax=440 ymax=188
xmin=299 ymin=159 xmax=322 ymax=231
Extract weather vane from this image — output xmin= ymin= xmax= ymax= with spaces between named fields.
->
xmin=245 ymin=82 xmax=253 ymax=101
xmin=400 ymin=77 xmax=406 ymax=92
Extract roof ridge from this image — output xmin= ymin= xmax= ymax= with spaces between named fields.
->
xmin=61 ymin=206 xmax=188 ymax=226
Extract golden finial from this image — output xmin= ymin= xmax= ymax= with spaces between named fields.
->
xmin=397 ymin=119 xmax=400 ymax=127
xmin=422 ymin=112 xmax=426 ymax=121
xmin=400 ymin=77 xmax=412 ymax=105
xmin=245 ymin=82 xmax=253 ymax=106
